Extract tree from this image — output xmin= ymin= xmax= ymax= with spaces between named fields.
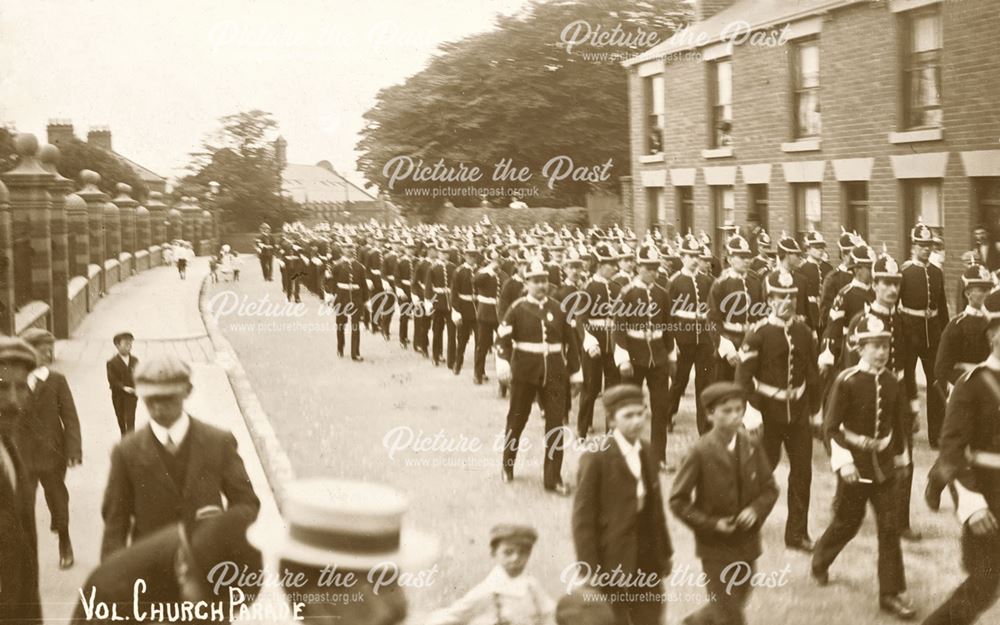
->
xmin=0 ymin=128 xmax=149 ymax=200
xmin=182 ymin=109 xmax=300 ymax=232
xmin=357 ymin=0 xmax=690 ymax=215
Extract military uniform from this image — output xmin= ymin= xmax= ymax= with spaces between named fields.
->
xmin=254 ymin=231 xmax=275 ymax=281
xmin=451 ymin=257 xmax=479 ymax=375
xmin=412 ymin=252 xmax=433 ymax=357
xmin=426 ymin=253 xmax=457 ymax=368
xmin=735 ymin=273 xmax=821 ymax=549
xmin=709 ymin=236 xmax=765 ymax=383
xmin=576 ymin=252 xmax=623 ymax=437
xmin=394 ymin=248 xmax=414 ymax=348
xmin=666 ymin=263 xmax=716 ymax=434
xmin=332 ymin=252 xmax=369 ymax=360
xmin=472 ymin=262 xmax=502 ymax=384
xmin=797 ymin=255 xmax=828 ymax=332
xmin=496 ymin=284 xmax=582 ymax=491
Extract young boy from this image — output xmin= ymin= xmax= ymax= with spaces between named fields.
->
xmin=670 ymin=381 xmax=778 ymax=625
xmin=426 ymin=523 xmax=554 ymax=625
xmin=812 ymin=313 xmax=915 ymax=621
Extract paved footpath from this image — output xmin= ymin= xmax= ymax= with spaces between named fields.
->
xmin=38 ymin=259 xmax=283 ymax=624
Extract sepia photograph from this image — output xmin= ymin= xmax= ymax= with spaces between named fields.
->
xmin=1 ymin=0 xmax=999 ymax=623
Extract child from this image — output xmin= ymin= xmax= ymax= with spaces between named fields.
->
xmin=426 ymin=523 xmax=554 ymax=625
xmin=208 ymin=255 xmax=219 ymax=283
xmin=669 ymin=381 xmax=778 ymax=625
xmin=231 ymin=252 xmax=241 ymax=282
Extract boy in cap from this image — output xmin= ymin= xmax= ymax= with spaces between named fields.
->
xmin=106 ymin=331 xmax=138 ymax=436
xmin=0 ymin=337 xmax=43 ymax=624
xmin=20 ymin=328 xmax=82 ymax=569
xmin=100 ymin=354 xmax=260 ymax=559
xmin=670 ymin=381 xmax=778 ymax=625
xmin=427 ymin=523 xmax=554 ymax=624
xmin=573 ymin=384 xmax=672 ymax=625
xmin=812 ymin=314 xmax=915 ymax=620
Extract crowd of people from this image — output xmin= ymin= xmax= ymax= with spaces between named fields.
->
xmin=250 ymin=216 xmax=1000 ymax=624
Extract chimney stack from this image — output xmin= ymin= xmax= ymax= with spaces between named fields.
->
xmin=47 ymin=119 xmax=75 ymax=146
xmin=87 ymin=126 xmax=112 ymax=152
xmin=696 ymin=0 xmax=740 ymax=22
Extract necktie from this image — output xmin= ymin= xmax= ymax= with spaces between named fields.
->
xmin=0 ymin=439 xmax=17 ymax=492
xmin=164 ymin=435 xmax=179 ymax=455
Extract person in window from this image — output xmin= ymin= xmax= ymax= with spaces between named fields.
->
xmin=971 ymin=225 xmax=1000 ymax=271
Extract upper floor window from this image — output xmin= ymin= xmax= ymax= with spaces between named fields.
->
xmin=645 ymin=74 xmax=664 ymax=154
xmin=792 ymin=39 xmax=821 ymax=138
xmin=902 ymin=6 xmax=942 ymax=129
xmin=710 ymin=59 xmax=732 ymax=147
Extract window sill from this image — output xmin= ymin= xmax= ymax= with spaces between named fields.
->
xmin=781 ymin=139 xmax=821 ymax=153
xmin=888 ymin=128 xmax=943 ymax=144
xmin=701 ymin=147 xmax=733 ymax=159
xmin=639 ymin=153 xmax=665 ymax=163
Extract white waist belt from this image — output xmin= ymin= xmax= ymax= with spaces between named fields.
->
xmin=400 ymin=279 xmax=412 ymax=285
xmin=899 ymin=305 xmax=937 ymax=318
xmin=587 ymin=318 xmax=614 ymax=328
xmin=723 ymin=321 xmax=746 ymax=332
xmin=755 ymin=381 xmax=805 ymax=401
xmin=626 ymin=329 xmax=664 ymax=340
xmin=513 ymin=341 xmax=563 ymax=354
xmin=841 ymin=426 xmax=892 ymax=452
xmin=476 ymin=295 xmax=497 ymax=304
xmin=337 ymin=283 xmax=360 ymax=290
xmin=674 ymin=309 xmax=706 ymax=320
xmin=458 ymin=294 xmax=474 ymax=302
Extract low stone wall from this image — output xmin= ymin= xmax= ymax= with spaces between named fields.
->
xmin=104 ymin=259 xmax=120 ymax=290
xmin=67 ymin=277 xmax=89 ymax=333
xmin=135 ymin=250 xmax=150 ymax=272
xmin=118 ymin=253 xmax=133 ymax=278
xmin=87 ymin=264 xmax=101 ymax=311
xmin=15 ymin=301 xmax=50 ymax=335
xmin=149 ymin=245 xmax=163 ymax=267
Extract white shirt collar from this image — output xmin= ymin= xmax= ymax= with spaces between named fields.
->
xmin=985 ymin=354 xmax=1000 ymax=371
xmin=856 ymin=359 xmax=884 ymax=375
xmin=964 ymin=305 xmax=985 ymax=317
xmin=149 ymin=413 xmax=191 ymax=448
xmin=613 ymin=428 xmax=641 ymax=459
xmin=909 ymin=257 xmax=926 ymax=268
xmin=526 ymin=294 xmax=547 ymax=306
xmin=870 ymin=301 xmax=893 ymax=316
xmin=481 ymin=565 xmax=535 ymax=597
xmin=727 ymin=434 xmax=737 ymax=452
xmin=837 ymin=263 xmax=850 ymax=272
xmin=30 ymin=366 xmax=49 ymax=382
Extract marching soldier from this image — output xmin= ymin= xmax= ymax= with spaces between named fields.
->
xmin=818 ymin=245 xmax=877 ymax=374
xmin=496 ymin=259 xmax=582 ymax=496
xmin=576 ymin=242 xmax=623 ymax=438
xmin=333 ymin=241 xmax=368 ymax=361
xmin=735 ymin=269 xmax=822 ymax=553
xmin=472 ymin=248 xmax=502 ymax=386
xmin=426 ymin=242 xmax=457 ymax=369
xmin=769 ymin=233 xmax=810 ymax=325
xmin=748 ymin=230 xmax=776 ymax=283
xmin=899 ymin=221 xmax=950 ymax=448
xmin=922 ymin=290 xmax=1000 ymax=625
xmin=709 ymin=232 xmax=765 ymax=383
xmin=812 ymin=313 xmax=916 ymax=621
xmin=611 ymin=242 xmax=635 ymax=288
xmin=380 ymin=238 xmax=399 ymax=341
xmin=254 ymin=224 xmax=275 ymax=282
xmin=612 ymin=243 xmax=676 ymax=468
xmin=934 ymin=264 xmax=992 ymax=391
xmin=450 ymin=242 xmax=480 ymax=376
xmin=394 ymin=239 xmax=416 ymax=349
xmin=666 ymin=235 xmax=716 ymax=434
xmin=365 ymin=236 xmax=389 ymax=341
xmin=797 ymin=231 xmax=832 ymax=333
xmin=554 ymin=246 xmax=587 ymax=415
xmin=547 ymin=238 xmax=566 ymax=287
xmin=412 ymin=241 xmax=433 ymax=358
xmin=820 ymin=229 xmax=858 ymax=325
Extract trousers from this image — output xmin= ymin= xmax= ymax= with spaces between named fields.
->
xmin=502 ymin=377 xmax=567 ymax=489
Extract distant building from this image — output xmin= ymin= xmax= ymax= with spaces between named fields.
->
xmin=46 ymin=121 xmax=167 ymax=193
xmin=282 ymin=160 xmax=398 ymax=223
xmin=623 ymin=0 xmax=1000 ymax=285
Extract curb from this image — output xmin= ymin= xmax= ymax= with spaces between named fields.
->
xmin=197 ymin=276 xmax=295 ymax=509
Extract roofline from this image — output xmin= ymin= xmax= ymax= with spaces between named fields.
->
xmin=622 ymin=0 xmax=862 ymax=68
xmin=111 ymin=150 xmax=166 ymax=182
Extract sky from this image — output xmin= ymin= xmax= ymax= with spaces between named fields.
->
xmin=0 ymin=0 xmax=531 ymax=189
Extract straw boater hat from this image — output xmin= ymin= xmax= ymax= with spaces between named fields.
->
xmin=0 ymin=337 xmax=39 ymax=370
xmin=134 ymin=354 xmax=193 ymax=398
xmin=247 ymin=478 xmax=438 ymax=571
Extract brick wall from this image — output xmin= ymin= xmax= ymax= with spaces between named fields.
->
xmin=629 ymin=0 xmax=1000 ymax=294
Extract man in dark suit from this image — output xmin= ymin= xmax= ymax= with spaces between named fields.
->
xmin=670 ymin=381 xmax=779 ymax=625
xmin=21 ymin=328 xmax=82 ymax=569
xmin=0 ymin=337 xmax=43 ymax=624
xmin=972 ymin=225 xmax=1000 ymax=272
xmin=573 ymin=384 xmax=673 ymax=625
xmin=100 ymin=354 xmax=260 ymax=560
xmin=106 ymin=331 xmax=137 ymax=436
xmin=74 ymin=507 xmax=261 ymax=625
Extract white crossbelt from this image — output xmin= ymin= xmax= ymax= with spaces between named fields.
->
xmin=513 ymin=341 xmax=563 ymax=354
xmin=754 ymin=380 xmax=805 ymax=401
xmin=433 ymin=287 xmax=448 ymax=294
xmin=674 ymin=309 xmax=706 ymax=320
xmin=968 ymin=450 xmax=1000 ymax=470
xmin=899 ymin=305 xmax=937 ymax=318
xmin=626 ymin=329 xmax=664 ymax=340
xmin=400 ymin=279 xmax=412 ymax=286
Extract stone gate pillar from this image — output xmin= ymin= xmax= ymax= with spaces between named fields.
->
xmin=113 ymin=183 xmax=137 ymax=259
xmin=146 ymin=191 xmax=167 ymax=245
xmin=38 ymin=144 xmax=71 ymax=338
xmin=77 ymin=170 xmax=107 ymax=294
xmin=0 ymin=180 xmax=13 ymax=335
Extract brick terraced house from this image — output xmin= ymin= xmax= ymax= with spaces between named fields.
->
xmin=624 ymin=0 xmax=1000 ymax=289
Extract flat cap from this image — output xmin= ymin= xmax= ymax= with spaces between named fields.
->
xmin=489 ymin=523 xmax=538 ymax=549
xmin=700 ymin=381 xmax=746 ymax=411
xmin=134 ymin=354 xmax=192 ymax=398
xmin=113 ymin=331 xmax=134 ymax=344
xmin=21 ymin=328 xmax=55 ymax=346
xmin=0 ymin=337 xmax=39 ymax=369
xmin=602 ymin=384 xmax=644 ymax=416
